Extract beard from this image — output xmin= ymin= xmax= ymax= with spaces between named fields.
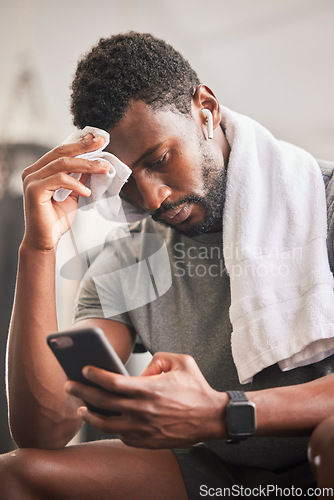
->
xmin=152 ymin=137 xmax=227 ymax=237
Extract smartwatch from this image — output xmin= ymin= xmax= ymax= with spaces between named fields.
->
xmin=225 ymin=390 xmax=256 ymax=443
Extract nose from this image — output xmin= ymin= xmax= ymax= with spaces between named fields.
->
xmin=134 ymin=174 xmax=172 ymax=212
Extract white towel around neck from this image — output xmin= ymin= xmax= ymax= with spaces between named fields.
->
xmin=221 ymin=106 xmax=334 ymax=384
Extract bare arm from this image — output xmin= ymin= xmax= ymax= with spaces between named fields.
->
xmin=7 ymin=243 xmax=72 ymax=449
xmin=251 ymin=371 xmax=334 ymax=438
xmin=6 ymin=135 xmax=134 ymax=449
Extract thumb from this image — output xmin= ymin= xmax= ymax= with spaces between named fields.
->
xmin=141 ymin=352 xmax=183 ymax=377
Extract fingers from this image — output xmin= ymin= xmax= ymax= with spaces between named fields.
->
xmin=22 ymin=135 xmax=105 ymax=180
xmin=25 ymin=172 xmax=92 ymax=202
xmin=141 ymin=352 xmax=196 ymax=376
xmin=141 ymin=355 xmax=166 ymax=377
xmin=21 ymin=134 xmax=109 ymax=202
xmin=81 ymin=367 xmax=159 ymax=396
xmin=23 ymin=157 xmax=110 ymax=185
xmin=22 ymin=157 xmax=110 ymax=204
xmin=79 ymin=353 xmax=198 ymax=393
xmin=65 ymin=380 xmax=130 ymax=415
xmin=76 ymin=407 xmax=144 ymax=444
xmin=77 ymin=406 xmax=124 ymax=433
xmin=65 ymin=352 xmax=199 ymax=406
xmin=37 ymin=157 xmax=110 ymax=180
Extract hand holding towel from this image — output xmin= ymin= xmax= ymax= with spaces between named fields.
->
xmin=53 ymin=126 xmax=147 ymax=222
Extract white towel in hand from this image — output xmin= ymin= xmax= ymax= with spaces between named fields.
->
xmin=221 ymin=106 xmax=334 ymax=384
xmin=53 ymin=126 xmax=147 ymax=222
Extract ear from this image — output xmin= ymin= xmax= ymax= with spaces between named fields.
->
xmin=191 ymin=84 xmax=221 ymax=135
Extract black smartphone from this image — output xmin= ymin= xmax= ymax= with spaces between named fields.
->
xmin=47 ymin=326 xmax=129 ymax=416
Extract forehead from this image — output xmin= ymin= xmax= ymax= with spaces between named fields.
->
xmin=106 ymin=100 xmax=192 ymax=165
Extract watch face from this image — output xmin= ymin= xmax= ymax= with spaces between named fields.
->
xmin=226 ymin=403 xmax=256 ymax=436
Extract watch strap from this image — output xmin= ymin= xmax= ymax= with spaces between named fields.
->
xmin=226 ymin=390 xmax=248 ymax=402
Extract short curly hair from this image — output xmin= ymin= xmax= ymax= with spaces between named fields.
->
xmin=70 ymin=32 xmax=201 ymax=130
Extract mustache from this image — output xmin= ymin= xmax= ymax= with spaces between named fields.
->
xmin=152 ymin=195 xmax=203 ymax=220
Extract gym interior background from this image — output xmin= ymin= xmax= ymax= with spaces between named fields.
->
xmin=0 ymin=0 xmax=333 ymax=452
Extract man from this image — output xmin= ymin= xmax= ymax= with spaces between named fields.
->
xmin=1 ymin=32 xmax=334 ymax=499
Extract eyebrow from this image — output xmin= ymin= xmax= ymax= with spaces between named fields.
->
xmin=132 ymin=141 xmax=166 ymax=167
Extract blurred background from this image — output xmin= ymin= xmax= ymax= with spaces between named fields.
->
xmin=0 ymin=0 xmax=333 ymax=452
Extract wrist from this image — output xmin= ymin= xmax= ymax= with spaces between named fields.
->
xmin=204 ymin=390 xmax=229 ymax=441
xmin=20 ymin=237 xmax=58 ymax=256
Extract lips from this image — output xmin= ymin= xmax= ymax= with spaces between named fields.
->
xmin=160 ymin=203 xmax=191 ymax=225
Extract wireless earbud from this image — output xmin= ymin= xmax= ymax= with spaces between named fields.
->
xmin=201 ymin=108 xmax=214 ymax=139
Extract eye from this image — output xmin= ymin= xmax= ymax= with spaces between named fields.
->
xmin=148 ymin=152 xmax=168 ymax=169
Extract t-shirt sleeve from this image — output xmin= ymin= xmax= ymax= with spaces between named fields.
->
xmin=73 ymin=244 xmax=133 ymax=328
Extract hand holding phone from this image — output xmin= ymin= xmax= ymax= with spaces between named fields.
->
xmin=47 ymin=327 xmax=129 ymax=416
